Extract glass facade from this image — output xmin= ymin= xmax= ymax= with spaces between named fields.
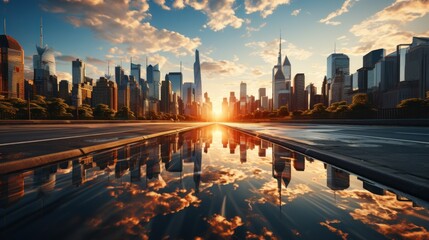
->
xmin=167 ymin=72 xmax=183 ymax=98
xmin=327 ymin=54 xmax=350 ymax=83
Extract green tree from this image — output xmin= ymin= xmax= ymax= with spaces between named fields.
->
xmin=32 ymin=95 xmax=48 ymax=108
xmin=397 ymin=98 xmax=428 ymax=118
xmin=349 ymin=93 xmax=374 ymax=118
xmin=78 ymin=104 xmax=94 ymax=119
xmin=0 ymin=102 xmax=18 ymax=119
xmin=277 ymin=106 xmax=289 ymax=117
xmin=29 ymin=103 xmax=48 ymax=119
xmin=327 ymin=101 xmax=348 ymax=112
xmin=93 ymin=104 xmax=115 ymax=120
xmin=115 ymin=106 xmax=135 ymax=120
xmin=309 ymin=103 xmax=328 ymax=118
xmin=47 ymin=98 xmax=73 ymax=119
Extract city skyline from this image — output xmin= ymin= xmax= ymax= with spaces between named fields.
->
xmin=2 ymin=0 xmax=429 ymax=115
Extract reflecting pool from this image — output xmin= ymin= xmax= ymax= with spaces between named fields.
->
xmin=1 ymin=125 xmax=428 ymax=239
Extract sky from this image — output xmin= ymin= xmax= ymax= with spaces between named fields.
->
xmin=2 ymin=0 xmax=429 ymax=114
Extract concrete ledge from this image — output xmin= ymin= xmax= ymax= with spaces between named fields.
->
xmin=222 ymin=124 xmax=429 ymax=202
xmin=233 ymin=119 xmax=429 ymax=127
xmin=0 ymin=124 xmax=213 ymax=175
xmin=0 ymin=120 xmax=201 ymax=125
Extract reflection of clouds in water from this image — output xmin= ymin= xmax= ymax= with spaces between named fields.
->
xmin=104 ymin=182 xmax=201 ymax=238
xmin=246 ymin=227 xmax=278 ymax=240
xmin=198 ymin=166 xmax=246 ymax=191
xmin=205 ymin=214 xmax=243 ymax=238
xmin=248 ymin=180 xmax=312 ymax=206
xmin=319 ymin=220 xmax=348 ymax=240
xmin=333 ymin=190 xmax=429 ymax=239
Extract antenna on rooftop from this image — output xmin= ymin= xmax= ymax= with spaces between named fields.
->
xmin=40 ymin=16 xmax=43 ymax=47
xmin=180 ymin=61 xmax=182 ymax=73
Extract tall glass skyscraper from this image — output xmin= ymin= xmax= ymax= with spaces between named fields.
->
xmin=72 ymin=59 xmax=85 ymax=85
xmin=166 ymin=72 xmax=183 ymax=98
xmin=147 ymin=64 xmax=161 ymax=100
xmin=194 ymin=49 xmax=202 ymax=104
xmin=130 ymin=63 xmax=141 ymax=82
xmin=327 ymin=53 xmax=349 ymax=83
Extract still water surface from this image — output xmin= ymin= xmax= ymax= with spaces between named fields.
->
xmin=1 ymin=125 xmax=428 ymax=239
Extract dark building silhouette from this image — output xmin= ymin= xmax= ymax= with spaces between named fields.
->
xmin=326 ymin=165 xmax=349 ymax=190
xmin=0 ymin=34 xmax=24 ymax=99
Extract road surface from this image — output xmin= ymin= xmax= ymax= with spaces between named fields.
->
xmin=0 ymin=122 xmax=208 ymax=161
xmin=223 ymin=122 xmax=429 ymax=182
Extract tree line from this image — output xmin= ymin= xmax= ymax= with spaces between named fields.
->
xmin=235 ymin=94 xmax=429 ymax=120
xmin=0 ymin=95 xmax=186 ymax=121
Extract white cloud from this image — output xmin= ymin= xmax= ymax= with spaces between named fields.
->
xmin=246 ymin=38 xmax=313 ymax=64
xmin=244 ymin=0 xmax=291 ymax=18
xmin=349 ymin=0 xmax=429 ymax=54
xmin=242 ymin=22 xmax=267 ymax=37
xmin=154 ymin=0 xmax=171 ymax=10
xmin=42 ymin=0 xmax=201 ymax=56
xmin=291 ymin=9 xmax=301 ymax=16
xmin=319 ymin=0 xmax=357 ymax=26
xmin=337 ymin=35 xmax=347 ymax=40
xmin=57 ymin=71 xmax=72 ymax=81
xmin=178 ymin=0 xmax=244 ymax=31
xmin=173 ymin=0 xmax=185 ymax=9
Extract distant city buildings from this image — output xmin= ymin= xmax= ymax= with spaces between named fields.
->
xmin=194 ymin=49 xmax=202 ymax=104
xmin=0 ymin=34 xmax=24 ymax=99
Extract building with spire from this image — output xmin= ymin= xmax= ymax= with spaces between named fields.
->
xmin=272 ymin=34 xmax=291 ymax=110
xmin=194 ymin=49 xmax=202 ymax=104
xmin=33 ymin=17 xmax=57 ymax=98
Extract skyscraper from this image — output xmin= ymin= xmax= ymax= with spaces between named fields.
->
xmin=72 ymin=59 xmax=85 ymax=85
xmin=240 ymin=81 xmax=247 ymax=114
xmin=147 ymin=64 xmax=161 ymax=100
xmin=161 ymin=80 xmax=172 ymax=113
xmin=272 ymin=34 xmax=291 ymax=110
xmin=33 ymin=18 xmax=57 ymax=97
xmin=92 ymin=77 xmax=117 ymax=111
xmin=293 ymin=73 xmax=306 ymax=110
xmin=130 ymin=62 xmax=141 ymax=83
xmin=0 ymin=34 xmax=24 ymax=99
xmin=194 ymin=49 xmax=202 ymax=104
xmin=327 ymin=53 xmax=349 ymax=84
xmin=115 ymin=65 xmax=125 ymax=87
xmin=166 ymin=72 xmax=183 ymax=97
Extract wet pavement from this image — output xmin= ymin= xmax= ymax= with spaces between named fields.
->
xmin=1 ymin=125 xmax=428 ymax=239
xmin=223 ymin=122 xmax=429 ymax=182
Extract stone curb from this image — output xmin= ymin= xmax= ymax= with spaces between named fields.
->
xmin=0 ymin=124 xmax=213 ymax=175
xmin=221 ymin=124 xmax=429 ymax=202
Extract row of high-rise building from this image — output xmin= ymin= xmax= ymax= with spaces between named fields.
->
xmin=0 ymin=19 xmax=210 ymax=119
xmin=322 ymin=37 xmax=429 ymax=109
xmin=220 ymin=35 xmax=428 ymax=120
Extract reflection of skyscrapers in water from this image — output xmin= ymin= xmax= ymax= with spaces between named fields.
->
xmin=326 ymin=164 xmax=350 ymax=190
xmin=0 ymin=174 xmax=24 ymax=209
xmin=272 ymin=145 xmax=292 ymax=201
xmin=146 ymin=141 xmax=161 ymax=180
xmin=240 ymin=135 xmax=247 ymax=163
xmin=72 ymin=160 xmax=85 ymax=186
xmin=130 ymin=145 xmax=142 ymax=182
xmin=193 ymin=146 xmax=202 ymax=193
xmin=293 ymin=152 xmax=305 ymax=171
xmin=222 ymin=129 xmax=228 ymax=148
xmin=258 ymin=140 xmax=267 ymax=157
xmin=229 ymin=129 xmax=238 ymax=154
xmin=116 ymin=146 xmax=130 ymax=178
xmin=33 ymin=165 xmax=57 ymax=192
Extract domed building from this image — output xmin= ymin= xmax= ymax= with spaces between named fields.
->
xmin=0 ymin=34 xmax=25 ymax=99
xmin=33 ymin=19 xmax=57 ymax=98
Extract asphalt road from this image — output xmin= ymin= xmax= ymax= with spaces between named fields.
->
xmin=224 ymin=122 xmax=429 ymax=181
xmin=0 ymin=122 xmax=208 ymax=161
